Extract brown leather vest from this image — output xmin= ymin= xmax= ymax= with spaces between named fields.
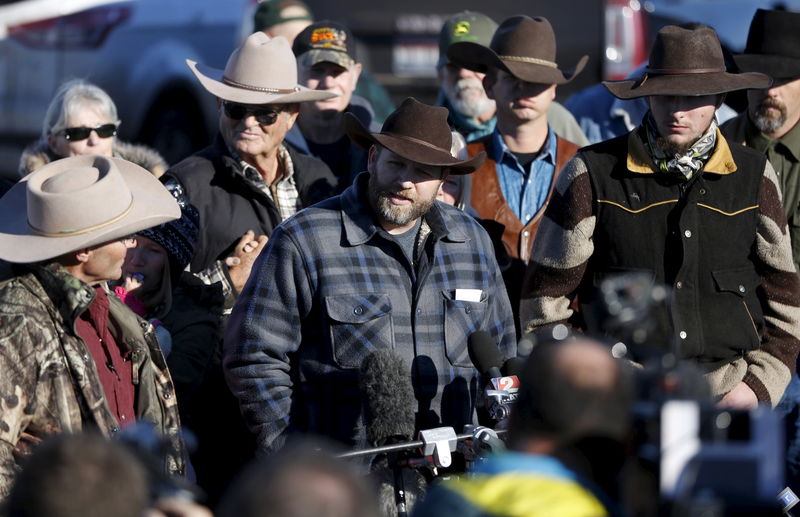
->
xmin=468 ymin=136 xmax=580 ymax=262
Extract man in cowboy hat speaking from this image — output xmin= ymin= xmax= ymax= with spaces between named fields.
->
xmin=446 ymin=15 xmax=587 ymax=331
xmin=161 ymin=32 xmax=338 ymax=305
xmin=0 ymin=155 xmax=185 ymax=497
xmin=520 ymin=25 xmax=800 ymax=409
xmin=224 ymin=98 xmax=516 ymax=453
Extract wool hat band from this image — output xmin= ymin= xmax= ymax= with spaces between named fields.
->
xmin=29 ymin=201 xmax=134 ymax=237
xmin=381 ymin=132 xmax=452 ymax=155
xmin=499 ymin=55 xmax=557 ymax=68
xmin=222 ymin=76 xmax=301 ymax=94
xmin=646 ymin=66 xmax=726 ymax=74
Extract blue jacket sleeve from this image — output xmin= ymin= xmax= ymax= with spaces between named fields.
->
xmin=222 ymin=225 xmax=313 ymax=454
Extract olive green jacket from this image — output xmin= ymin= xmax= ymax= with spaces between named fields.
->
xmin=722 ymin=114 xmax=800 ymax=272
xmin=0 ymin=263 xmax=184 ymax=498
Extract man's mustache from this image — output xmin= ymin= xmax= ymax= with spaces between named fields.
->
xmin=758 ymin=98 xmax=785 ymax=112
xmin=454 ymin=79 xmax=484 ymax=92
xmin=377 ymin=188 xmax=415 ymax=200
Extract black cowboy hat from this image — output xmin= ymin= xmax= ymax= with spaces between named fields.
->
xmin=734 ymin=9 xmax=800 ymax=80
xmin=344 ymin=98 xmax=486 ymax=175
xmin=603 ymin=25 xmax=771 ymax=99
xmin=446 ymin=15 xmax=587 ymax=85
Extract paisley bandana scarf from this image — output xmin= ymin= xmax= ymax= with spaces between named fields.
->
xmin=643 ymin=112 xmax=717 ymax=180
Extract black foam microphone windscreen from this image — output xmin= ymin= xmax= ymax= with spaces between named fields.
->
xmin=467 ymin=331 xmax=503 ymax=379
xmin=359 ymin=349 xmax=416 ymax=447
xmin=502 ymin=357 xmax=526 ymax=377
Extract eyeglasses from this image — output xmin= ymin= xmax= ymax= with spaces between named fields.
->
xmin=61 ymin=123 xmax=118 ymax=141
xmin=222 ymin=101 xmax=282 ymax=125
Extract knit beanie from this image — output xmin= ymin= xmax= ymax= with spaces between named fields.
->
xmin=138 ymin=185 xmax=199 ymax=281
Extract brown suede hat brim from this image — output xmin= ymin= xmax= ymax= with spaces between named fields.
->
xmin=602 ymin=70 xmax=771 ymax=99
xmin=447 ymin=40 xmax=587 ymax=85
xmin=343 ymin=113 xmax=486 ymax=175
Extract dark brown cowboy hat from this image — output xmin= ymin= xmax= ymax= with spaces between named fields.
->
xmin=446 ymin=15 xmax=587 ymax=85
xmin=344 ymin=97 xmax=486 ymax=175
xmin=604 ymin=25 xmax=771 ymax=99
xmin=734 ymin=9 xmax=800 ymax=81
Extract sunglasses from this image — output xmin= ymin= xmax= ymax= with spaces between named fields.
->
xmin=61 ymin=123 xmax=118 ymax=141
xmin=222 ymin=101 xmax=282 ymax=125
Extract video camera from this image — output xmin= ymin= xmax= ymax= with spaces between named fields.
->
xmin=585 ymin=272 xmax=789 ymax=516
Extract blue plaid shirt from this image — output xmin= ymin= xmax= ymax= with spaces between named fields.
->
xmin=491 ymin=127 xmax=558 ymax=224
xmin=224 ymin=172 xmax=516 ymax=453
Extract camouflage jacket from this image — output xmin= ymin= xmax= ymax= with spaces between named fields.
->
xmin=0 ymin=263 xmax=184 ymax=498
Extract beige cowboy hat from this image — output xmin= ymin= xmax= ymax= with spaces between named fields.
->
xmin=447 ymin=15 xmax=587 ymax=85
xmin=187 ymin=32 xmax=336 ymax=105
xmin=344 ymin=97 xmax=486 ymax=175
xmin=0 ymin=155 xmax=180 ymax=264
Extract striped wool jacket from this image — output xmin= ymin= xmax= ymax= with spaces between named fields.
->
xmin=520 ymin=128 xmax=800 ymax=406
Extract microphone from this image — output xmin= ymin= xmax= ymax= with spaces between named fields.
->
xmin=467 ymin=331 xmax=503 ymax=381
xmin=502 ymin=357 xmax=525 ymax=377
xmin=358 ymin=349 xmax=420 ymax=517
xmin=467 ymin=331 xmax=520 ymax=424
xmin=359 ymin=349 xmax=416 ymax=447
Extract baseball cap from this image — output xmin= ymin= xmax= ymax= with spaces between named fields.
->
xmin=437 ymin=11 xmax=498 ymax=68
xmin=292 ymin=20 xmax=357 ymax=69
xmin=253 ymin=0 xmax=313 ymax=32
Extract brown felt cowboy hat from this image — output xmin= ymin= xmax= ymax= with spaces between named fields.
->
xmin=344 ymin=97 xmax=486 ymax=175
xmin=187 ymin=32 xmax=336 ymax=105
xmin=604 ymin=25 xmax=771 ymax=99
xmin=734 ymin=9 xmax=800 ymax=81
xmin=0 ymin=155 xmax=180 ymax=264
xmin=446 ymin=15 xmax=587 ymax=85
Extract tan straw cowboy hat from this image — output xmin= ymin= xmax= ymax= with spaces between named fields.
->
xmin=0 ymin=155 xmax=180 ymax=263
xmin=603 ymin=25 xmax=771 ymax=99
xmin=447 ymin=15 xmax=587 ymax=85
xmin=187 ymin=32 xmax=336 ymax=105
xmin=344 ymin=97 xmax=486 ymax=175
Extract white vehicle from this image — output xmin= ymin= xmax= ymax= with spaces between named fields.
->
xmin=0 ymin=0 xmax=252 ymax=166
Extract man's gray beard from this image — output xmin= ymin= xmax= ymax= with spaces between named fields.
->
xmin=750 ymin=99 xmax=787 ymax=134
xmin=368 ymin=183 xmax=437 ymax=228
xmin=445 ymin=80 xmax=494 ymax=119
xmin=372 ymin=192 xmax=435 ymax=227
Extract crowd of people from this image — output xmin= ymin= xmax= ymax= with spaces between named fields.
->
xmin=0 ymin=1 xmax=799 ymax=515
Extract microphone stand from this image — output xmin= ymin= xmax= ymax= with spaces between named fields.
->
xmin=391 ymin=451 xmax=408 ymax=517
xmin=339 ymin=427 xmax=507 ymax=517
xmin=337 ymin=429 xmax=507 ymax=459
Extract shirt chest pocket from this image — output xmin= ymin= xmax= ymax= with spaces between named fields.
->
xmin=442 ymin=290 xmax=488 ymax=368
xmin=324 ymin=293 xmax=394 ymax=369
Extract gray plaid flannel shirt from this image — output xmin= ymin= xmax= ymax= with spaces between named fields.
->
xmin=223 ymin=173 xmax=517 ymax=454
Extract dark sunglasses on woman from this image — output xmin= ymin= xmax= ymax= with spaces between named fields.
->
xmin=61 ymin=123 xmax=118 ymax=141
xmin=222 ymin=101 xmax=282 ymax=126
